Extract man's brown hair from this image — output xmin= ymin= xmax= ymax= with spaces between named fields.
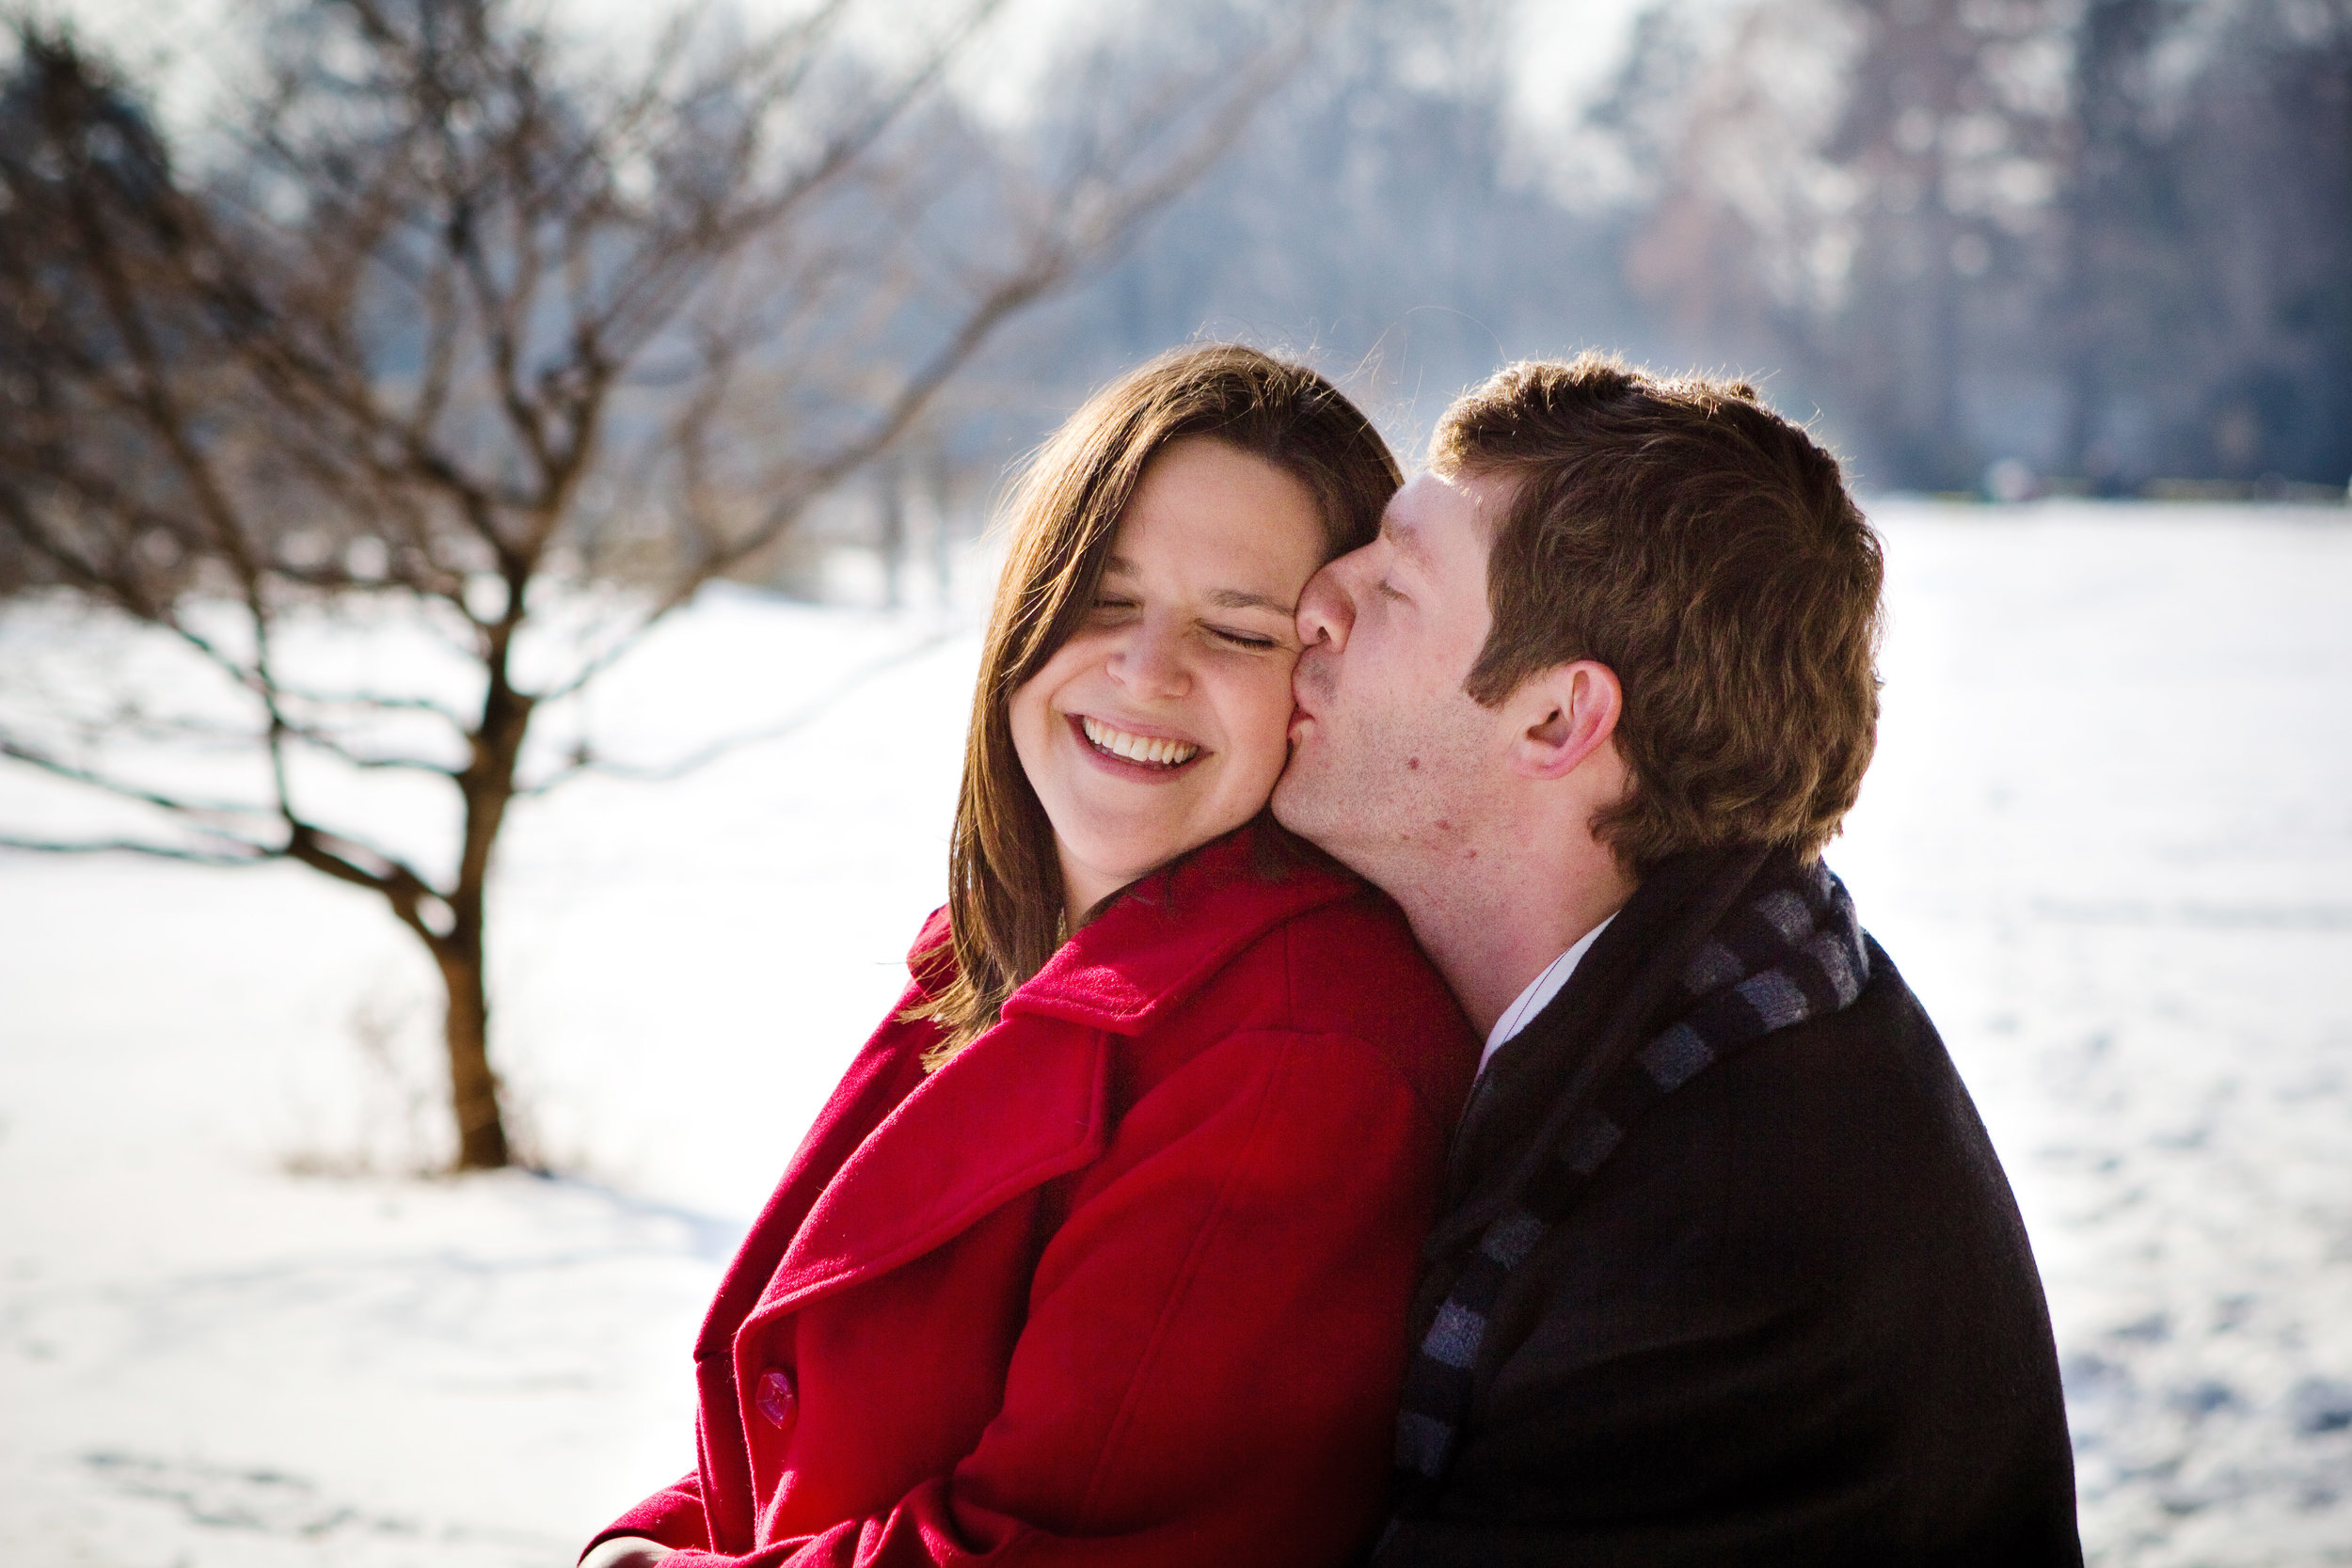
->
xmin=1432 ymin=353 xmax=1883 ymax=871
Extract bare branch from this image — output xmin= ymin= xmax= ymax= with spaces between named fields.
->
xmin=55 ymin=709 xmax=457 ymax=775
xmin=278 ymin=817 xmax=437 ymax=901
xmin=520 ymin=625 xmax=956 ymax=793
xmin=0 ymin=832 xmax=275 ymax=865
xmin=269 ymin=685 xmax=473 ymax=723
xmin=0 ymin=736 xmax=278 ymax=823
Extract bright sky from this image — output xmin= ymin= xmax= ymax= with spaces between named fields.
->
xmin=28 ymin=0 xmax=1654 ymax=145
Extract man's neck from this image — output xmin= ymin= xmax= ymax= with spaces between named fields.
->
xmin=1387 ymin=839 xmax=1638 ymax=1040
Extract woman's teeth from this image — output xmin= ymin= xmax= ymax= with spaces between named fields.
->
xmin=1081 ymin=716 xmax=1200 ymax=768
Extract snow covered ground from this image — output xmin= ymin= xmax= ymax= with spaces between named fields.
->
xmin=3 ymin=499 xmax=2348 ymax=1566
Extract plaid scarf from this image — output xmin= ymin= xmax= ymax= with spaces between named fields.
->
xmin=1391 ymin=851 xmax=1872 ymax=1502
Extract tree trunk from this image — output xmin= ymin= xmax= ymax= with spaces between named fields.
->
xmin=436 ymin=932 xmax=509 ymax=1170
xmin=430 ymin=608 xmax=534 ymax=1172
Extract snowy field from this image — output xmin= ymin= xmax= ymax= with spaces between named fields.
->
xmin=3 ymin=499 xmax=2349 ymax=1566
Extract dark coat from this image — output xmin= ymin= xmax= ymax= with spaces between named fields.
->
xmin=1376 ymin=847 xmax=2084 ymax=1567
xmin=590 ymin=825 xmax=1479 ymax=1568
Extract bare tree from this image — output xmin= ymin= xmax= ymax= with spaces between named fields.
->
xmin=0 ymin=0 xmax=1332 ymax=1168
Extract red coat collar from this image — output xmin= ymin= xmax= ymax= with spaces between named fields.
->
xmin=737 ymin=826 xmax=1359 ymax=1336
xmin=1000 ymin=826 xmax=1356 ymax=1034
xmin=906 ymin=824 xmax=1359 ymax=1033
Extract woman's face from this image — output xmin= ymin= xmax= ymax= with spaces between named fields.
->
xmin=1010 ymin=436 xmax=1329 ymax=916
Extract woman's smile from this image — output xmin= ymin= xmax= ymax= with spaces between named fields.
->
xmin=1073 ymin=713 xmax=1204 ymax=772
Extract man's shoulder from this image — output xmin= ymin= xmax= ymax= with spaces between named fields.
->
xmin=1429 ymin=941 xmax=2081 ymax=1563
xmin=1708 ymin=937 xmax=1982 ymax=1165
xmin=1582 ymin=938 xmax=2028 ymax=1276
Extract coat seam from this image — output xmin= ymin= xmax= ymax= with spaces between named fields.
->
xmin=1279 ymin=901 xmax=1463 ymax=1133
xmin=1071 ymin=1029 xmax=1301 ymax=1529
xmin=1282 ymin=912 xmax=1298 ymax=1023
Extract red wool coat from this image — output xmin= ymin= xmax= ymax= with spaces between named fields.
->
xmin=590 ymin=827 xmax=1477 ymax=1568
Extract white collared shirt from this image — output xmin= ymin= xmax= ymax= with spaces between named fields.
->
xmin=1476 ymin=913 xmax=1616 ymax=1081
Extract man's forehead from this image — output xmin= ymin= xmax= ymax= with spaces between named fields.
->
xmin=1384 ymin=469 xmax=1511 ymax=559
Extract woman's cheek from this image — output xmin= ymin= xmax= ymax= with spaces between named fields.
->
xmin=1006 ymin=679 xmax=1047 ymax=781
xmin=1240 ymin=657 xmax=1302 ymax=783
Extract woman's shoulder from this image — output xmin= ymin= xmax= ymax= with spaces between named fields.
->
xmin=1125 ymin=823 xmax=1450 ymax=1015
xmin=1174 ymin=845 xmax=1479 ymax=1125
xmin=904 ymin=903 xmax=955 ymax=997
xmin=1270 ymin=879 xmax=1474 ymax=1042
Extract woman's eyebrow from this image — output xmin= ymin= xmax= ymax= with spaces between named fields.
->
xmin=1101 ymin=557 xmax=1290 ymax=613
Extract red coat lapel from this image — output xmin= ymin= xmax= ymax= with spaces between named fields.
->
xmin=692 ymin=1018 xmax=928 ymax=1361
xmin=745 ymin=1011 xmax=1111 ymax=1324
xmin=738 ymin=829 xmax=1359 ymax=1329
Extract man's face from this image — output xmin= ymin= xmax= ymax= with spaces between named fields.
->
xmin=1273 ymin=468 xmax=1518 ymax=878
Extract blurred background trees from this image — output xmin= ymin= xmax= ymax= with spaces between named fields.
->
xmin=938 ymin=0 xmax=2351 ymax=497
xmin=1596 ymin=0 xmax=2352 ymax=495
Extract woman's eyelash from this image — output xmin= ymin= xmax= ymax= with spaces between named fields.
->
xmin=1375 ymin=579 xmax=1406 ymax=601
xmin=1090 ymin=599 xmax=1280 ymax=649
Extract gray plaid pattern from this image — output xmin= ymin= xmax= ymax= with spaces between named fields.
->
xmin=1638 ymin=1022 xmax=1714 ymax=1090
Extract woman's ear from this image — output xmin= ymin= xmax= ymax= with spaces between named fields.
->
xmin=1505 ymin=660 xmax=1623 ymax=782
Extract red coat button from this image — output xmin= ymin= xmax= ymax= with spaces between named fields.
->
xmin=755 ymin=1368 xmax=797 ymax=1429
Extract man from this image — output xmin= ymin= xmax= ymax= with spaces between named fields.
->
xmin=1274 ymin=356 xmax=2082 ymax=1564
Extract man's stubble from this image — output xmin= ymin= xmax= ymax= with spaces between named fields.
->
xmin=1274 ymin=648 xmax=1497 ymax=895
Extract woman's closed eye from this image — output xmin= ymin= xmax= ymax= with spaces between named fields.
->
xmin=1206 ymin=623 xmax=1284 ymax=652
xmin=1093 ymin=591 xmax=1290 ymax=652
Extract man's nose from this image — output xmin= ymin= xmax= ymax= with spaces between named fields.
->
xmin=1111 ymin=614 xmax=1190 ymax=697
xmin=1295 ymin=555 xmax=1358 ymax=653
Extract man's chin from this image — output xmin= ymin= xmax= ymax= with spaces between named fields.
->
xmin=1268 ymin=768 xmax=1315 ymax=838
xmin=1270 ymin=762 xmax=1343 ymax=848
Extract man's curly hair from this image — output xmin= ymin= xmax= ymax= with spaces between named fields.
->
xmin=1434 ymin=354 xmax=1884 ymax=871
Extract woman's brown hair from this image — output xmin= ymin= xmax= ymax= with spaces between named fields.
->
xmin=913 ymin=344 xmax=1398 ymax=1066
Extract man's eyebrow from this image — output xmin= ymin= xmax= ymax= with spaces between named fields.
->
xmin=1382 ymin=516 xmax=1434 ymax=566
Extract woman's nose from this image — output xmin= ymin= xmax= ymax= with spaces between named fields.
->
xmin=1110 ymin=615 xmax=1190 ymax=697
xmin=1295 ymin=555 xmax=1358 ymax=653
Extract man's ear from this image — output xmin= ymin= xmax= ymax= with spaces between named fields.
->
xmin=1504 ymin=660 xmax=1623 ymax=782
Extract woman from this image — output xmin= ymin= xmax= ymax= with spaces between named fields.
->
xmin=582 ymin=346 xmax=1478 ymax=1568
